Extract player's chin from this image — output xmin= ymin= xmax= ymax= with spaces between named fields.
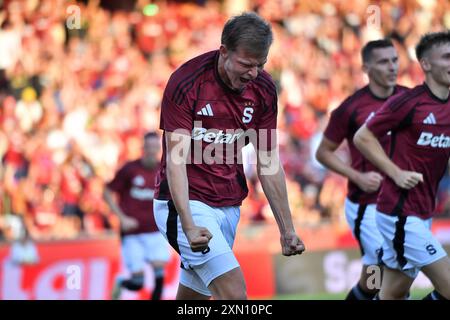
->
xmin=442 ymin=74 xmax=450 ymax=86
xmin=383 ymin=78 xmax=396 ymax=87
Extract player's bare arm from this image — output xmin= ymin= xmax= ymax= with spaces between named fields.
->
xmin=256 ymin=149 xmax=305 ymax=256
xmin=165 ymin=131 xmax=212 ymax=252
xmin=316 ymin=137 xmax=383 ymax=193
xmin=354 ymin=125 xmax=423 ymax=189
xmin=103 ymin=187 xmax=138 ymax=231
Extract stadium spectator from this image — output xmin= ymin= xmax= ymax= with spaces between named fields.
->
xmin=9 ymin=227 xmax=39 ymax=265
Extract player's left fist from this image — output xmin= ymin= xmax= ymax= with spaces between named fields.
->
xmin=280 ymin=231 xmax=305 ymax=256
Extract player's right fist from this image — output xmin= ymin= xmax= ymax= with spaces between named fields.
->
xmin=185 ymin=226 xmax=213 ymax=252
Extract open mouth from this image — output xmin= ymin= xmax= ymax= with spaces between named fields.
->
xmin=240 ymin=77 xmax=251 ymax=84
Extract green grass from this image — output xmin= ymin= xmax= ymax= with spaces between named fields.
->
xmin=273 ymin=288 xmax=432 ymax=300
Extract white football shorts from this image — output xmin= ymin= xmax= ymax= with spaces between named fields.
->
xmin=376 ymin=210 xmax=447 ymax=278
xmin=153 ymin=199 xmax=240 ymax=296
xmin=345 ymin=198 xmax=384 ymax=265
xmin=121 ymin=231 xmax=171 ymax=273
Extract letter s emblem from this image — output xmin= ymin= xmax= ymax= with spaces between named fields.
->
xmin=242 ymin=107 xmax=254 ymax=124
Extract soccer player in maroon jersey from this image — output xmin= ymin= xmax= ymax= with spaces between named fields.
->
xmin=153 ymin=12 xmax=305 ymax=300
xmin=354 ymin=31 xmax=450 ymax=300
xmin=316 ymin=39 xmax=408 ymax=300
xmin=104 ymin=132 xmax=170 ymax=300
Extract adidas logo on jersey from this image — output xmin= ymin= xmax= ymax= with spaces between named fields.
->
xmin=417 ymin=132 xmax=450 ymax=148
xmin=423 ymin=113 xmax=436 ymax=125
xmin=192 ymin=127 xmax=244 ymax=144
xmin=197 ymin=104 xmax=214 ymax=116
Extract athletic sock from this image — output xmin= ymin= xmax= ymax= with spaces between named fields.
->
xmin=345 ymin=283 xmax=377 ymax=300
xmin=151 ymin=267 xmax=165 ymax=300
xmin=423 ymin=290 xmax=447 ymax=300
xmin=121 ymin=274 xmax=145 ymax=291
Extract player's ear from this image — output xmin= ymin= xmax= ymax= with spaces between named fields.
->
xmin=419 ymin=56 xmax=431 ymax=72
xmin=362 ymin=62 xmax=370 ymax=74
xmin=219 ymin=45 xmax=228 ymax=58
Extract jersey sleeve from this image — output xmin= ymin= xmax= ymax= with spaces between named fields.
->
xmin=159 ymin=76 xmax=194 ymax=134
xmin=107 ymin=164 xmax=130 ymax=194
xmin=366 ymin=93 xmax=415 ymax=137
xmin=323 ymin=101 xmax=352 ymax=145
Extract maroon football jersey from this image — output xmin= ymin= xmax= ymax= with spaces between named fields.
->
xmin=324 ymin=85 xmax=408 ymax=204
xmin=107 ymin=160 xmax=158 ymax=235
xmin=155 ymin=50 xmax=277 ymax=207
xmin=367 ymin=83 xmax=450 ymax=219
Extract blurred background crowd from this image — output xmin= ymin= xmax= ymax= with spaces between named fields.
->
xmin=1 ymin=0 xmax=450 ymax=242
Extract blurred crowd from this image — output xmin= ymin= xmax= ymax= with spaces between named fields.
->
xmin=1 ymin=0 xmax=450 ymax=242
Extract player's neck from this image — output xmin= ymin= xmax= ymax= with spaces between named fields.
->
xmin=141 ymin=158 xmax=157 ymax=169
xmin=368 ymin=81 xmax=394 ymax=99
xmin=424 ymin=76 xmax=450 ymax=101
